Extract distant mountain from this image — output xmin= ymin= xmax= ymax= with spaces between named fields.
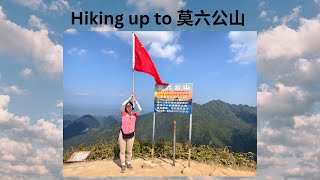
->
xmin=74 ymin=115 xmax=100 ymax=128
xmin=63 ymin=120 xmax=72 ymax=127
xmin=134 ymin=100 xmax=256 ymax=153
xmin=63 ymin=114 xmax=80 ymax=122
xmin=63 ymin=100 xmax=257 ymax=154
xmin=63 ymin=116 xmax=120 ymax=149
xmin=94 ymin=115 xmax=121 ymax=123
xmin=63 ymin=115 xmax=100 ymax=140
xmin=101 ymin=116 xmax=119 ymax=128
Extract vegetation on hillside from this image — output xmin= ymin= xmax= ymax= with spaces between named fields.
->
xmin=63 ymin=138 xmax=256 ymax=169
xmin=63 ymin=100 xmax=257 ymax=154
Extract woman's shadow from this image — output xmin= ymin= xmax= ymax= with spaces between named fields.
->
xmin=112 ymin=143 xmax=122 ymax=168
xmin=113 ymin=158 xmax=122 ymax=168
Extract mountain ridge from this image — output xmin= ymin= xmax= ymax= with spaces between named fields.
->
xmin=63 ymin=99 xmax=256 ymax=153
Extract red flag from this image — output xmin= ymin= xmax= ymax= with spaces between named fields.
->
xmin=133 ymin=34 xmax=168 ymax=85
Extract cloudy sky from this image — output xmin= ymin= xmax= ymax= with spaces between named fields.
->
xmin=0 ymin=0 xmax=320 ymax=179
xmin=64 ymin=31 xmax=256 ymax=115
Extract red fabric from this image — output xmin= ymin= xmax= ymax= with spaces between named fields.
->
xmin=134 ymin=34 xmax=168 ymax=85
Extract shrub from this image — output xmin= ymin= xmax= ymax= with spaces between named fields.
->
xmin=63 ymin=138 xmax=256 ymax=169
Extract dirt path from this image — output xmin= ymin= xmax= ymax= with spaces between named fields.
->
xmin=63 ymin=158 xmax=256 ymax=177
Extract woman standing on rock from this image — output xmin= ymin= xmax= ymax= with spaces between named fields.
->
xmin=119 ymin=93 xmax=142 ymax=173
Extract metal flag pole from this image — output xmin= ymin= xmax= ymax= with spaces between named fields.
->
xmin=132 ymin=32 xmax=135 ymax=93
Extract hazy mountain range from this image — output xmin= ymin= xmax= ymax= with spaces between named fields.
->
xmin=63 ymin=100 xmax=257 ymax=154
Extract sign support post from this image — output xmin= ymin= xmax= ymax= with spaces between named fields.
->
xmin=152 ymin=112 xmax=155 ymax=162
xmin=173 ymin=120 xmax=176 ymax=166
xmin=188 ymin=114 xmax=192 ymax=167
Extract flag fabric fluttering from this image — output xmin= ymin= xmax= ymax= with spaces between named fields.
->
xmin=133 ymin=34 xmax=168 ymax=85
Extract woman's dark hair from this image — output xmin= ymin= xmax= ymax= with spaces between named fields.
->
xmin=125 ymin=101 xmax=134 ymax=113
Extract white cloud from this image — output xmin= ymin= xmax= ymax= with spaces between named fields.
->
xmin=26 ymin=147 xmax=57 ymax=165
xmin=28 ymin=15 xmax=47 ymax=30
xmin=0 ymin=138 xmax=32 ymax=162
xmin=12 ymin=0 xmax=70 ymax=13
xmin=175 ymin=56 xmax=184 ymax=64
xmin=67 ymin=47 xmax=87 ymax=56
xmin=256 ymin=6 xmax=320 ymax=179
xmin=48 ymin=0 xmax=70 ymax=12
xmin=281 ymin=6 xmax=302 ymax=24
xmin=0 ymin=85 xmax=30 ymax=95
xmin=228 ymin=31 xmax=256 ymax=64
xmin=0 ymin=95 xmax=62 ymax=177
xmin=315 ymin=0 xmax=320 ymax=5
xmin=114 ymin=31 xmax=184 ymax=64
xmin=0 ymin=95 xmax=30 ymax=129
xmin=260 ymin=10 xmax=267 ymax=18
xmin=0 ymin=95 xmax=10 ymax=110
xmin=7 ymin=118 xmax=62 ymax=147
xmin=127 ymin=0 xmax=186 ymax=17
xmin=285 ymin=58 xmax=320 ymax=86
xmin=101 ymin=49 xmax=117 ymax=59
xmin=11 ymin=0 xmax=45 ymax=10
xmin=258 ymin=142 xmax=289 ymax=157
xmin=258 ymin=18 xmax=320 ymax=61
xmin=258 ymin=83 xmax=310 ymax=118
xmin=0 ymin=6 xmax=5 ymax=19
xmin=90 ymin=26 xmax=118 ymax=39
xmin=267 ymin=145 xmax=288 ymax=155
xmin=302 ymin=151 xmax=320 ymax=162
xmin=259 ymin=121 xmax=319 ymax=148
xmin=0 ymin=6 xmax=62 ymax=76
xmin=293 ymin=114 xmax=320 ymax=131
xmin=149 ymin=42 xmax=182 ymax=63
xmin=260 ymin=127 xmax=281 ymax=139
xmin=257 ymin=58 xmax=320 ymax=119
xmin=258 ymin=18 xmax=320 ymax=79
xmin=258 ymin=122 xmax=319 ymax=178
xmin=56 ymin=100 xmax=63 ymax=108
xmin=20 ymin=68 xmax=33 ymax=78
xmin=273 ymin=16 xmax=279 ymax=23
xmin=25 ymin=146 xmax=62 ymax=176
xmin=91 ymin=25 xmax=117 ymax=32
xmin=284 ymin=167 xmax=319 ymax=178
xmin=288 ymin=129 xmax=318 ymax=146
xmin=259 ymin=157 xmax=287 ymax=168
xmin=0 ymin=96 xmax=62 ymax=146
xmin=65 ymin=28 xmax=77 ymax=34
xmin=6 ymin=164 xmax=48 ymax=175
xmin=28 ymin=15 xmax=60 ymax=37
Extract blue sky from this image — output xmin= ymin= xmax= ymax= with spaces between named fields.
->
xmin=0 ymin=0 xmax=320 ymax=179
xmin=64 ymin=31 xmax=256 ymax=115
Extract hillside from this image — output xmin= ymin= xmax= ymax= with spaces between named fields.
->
xmin=63 ymin=100 xmax=256 ymax=153
xmin=63 ymin=115 xmax=100 ymax=140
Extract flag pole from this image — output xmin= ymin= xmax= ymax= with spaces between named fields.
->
xmin=132 ymin=32 xmax=135 ymax=93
